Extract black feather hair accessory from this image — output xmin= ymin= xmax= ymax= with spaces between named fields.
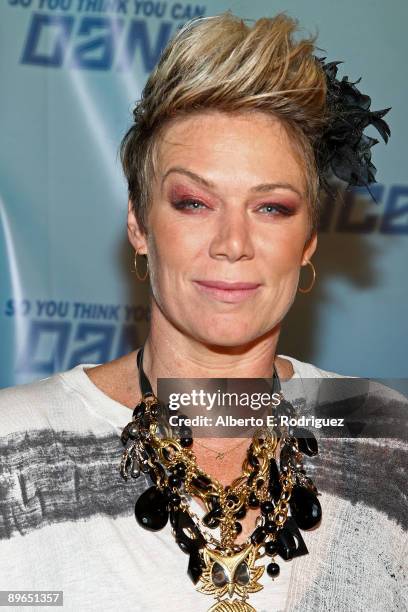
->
xmin=314 ymin=57 xmax=391 ymax=201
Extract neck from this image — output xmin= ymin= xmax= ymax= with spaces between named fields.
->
xmin=141 ymin=301 xmax=291 ymax=391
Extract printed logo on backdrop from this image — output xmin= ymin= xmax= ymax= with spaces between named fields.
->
xmin=6 ymin=0 xmax=408 ymax=235
xmin=8 ymin=0 xmax=206 ymax=72
xmin=319 ymin=185 xmax=408 ymax=235
xmin=3 ymin=298 xmax=150 ymax=375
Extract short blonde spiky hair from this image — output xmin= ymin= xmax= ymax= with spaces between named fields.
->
xmin=120 ymin=11 xmax=329 ymax=238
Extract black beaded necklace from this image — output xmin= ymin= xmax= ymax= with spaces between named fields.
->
xmin=120 ymin=346 xmax=322 ymax=612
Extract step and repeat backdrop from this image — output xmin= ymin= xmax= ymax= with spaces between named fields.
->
xmin=1 ymin=0 xmax=407 ymax=387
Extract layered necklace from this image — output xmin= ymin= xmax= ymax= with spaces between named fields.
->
xmin=120 ymin=345 xmax=322 ymax=612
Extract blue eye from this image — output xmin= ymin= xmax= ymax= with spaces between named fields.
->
xmin=172 ymin=199 xmax=207 ymax=211
xmin=258 ymin=204 xmax=291 ymax=215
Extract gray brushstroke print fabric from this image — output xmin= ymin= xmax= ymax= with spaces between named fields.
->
xmin=0 ymin=359 xmax=406 ymax=611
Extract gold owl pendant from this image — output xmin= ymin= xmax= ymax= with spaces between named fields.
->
xmin=197 ymin=544 xmax=264 ymax=611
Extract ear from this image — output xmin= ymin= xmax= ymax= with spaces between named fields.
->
xmin=301 ymin=231 xmax=318 ymax=265
xmin=127 ymin=199 xmax=148 ymax=254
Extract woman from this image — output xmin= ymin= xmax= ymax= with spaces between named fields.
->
xmin=0 ymin=11 xmax=405 ymax=612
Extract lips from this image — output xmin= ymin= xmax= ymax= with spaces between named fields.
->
xmin=194 ymin=280 xmax=261 ymax=290
xmin=193 ymin=280 xmax=261 ymax=303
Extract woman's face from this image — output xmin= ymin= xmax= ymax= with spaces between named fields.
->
xmin=128 ymin=110 xmax=317 ymax=346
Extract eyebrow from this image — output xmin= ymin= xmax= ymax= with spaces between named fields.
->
xmin=161 ymin=166 xmax=304 ymax=198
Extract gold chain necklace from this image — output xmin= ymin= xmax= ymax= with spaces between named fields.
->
xmin=120 ymin=346 xmax=322 ymax=611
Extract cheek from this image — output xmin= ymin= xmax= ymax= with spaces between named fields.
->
xmin=155 ymin=216 xmax=205 ymax=267
xmin=146 ymin=221 xmax=198 ymax=296
xmin=260 ymin=230 xmax=305 ymax=273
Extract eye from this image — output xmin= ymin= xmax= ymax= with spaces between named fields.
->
xmin=257 ymin=203 xmax=292 ymax=216
xmin=172 ymin=198 xmax=207 ymax=211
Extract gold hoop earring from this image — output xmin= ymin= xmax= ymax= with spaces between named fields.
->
xmin=298 ymin=260 xmax=316 ymax=293
xmin=133 ymin=248 xmax=149 ymax=282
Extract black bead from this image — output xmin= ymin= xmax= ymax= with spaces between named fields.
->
xmin=150 ymin=403 xmax=161 ymax=418
xmin=203 ymin=515 xmax=220 ymax=529
xmin=176 ymin=419 xmax=192 ymax=438
xmin=133 ymin=402 xmax=146 ymax=419
xmin=191 ymin=474 xmax=212 ymax=491
xmin=294 ymin=428 xmax=318 ymax=456
xmin=179 ymin=429 xmax=193 ymax=441
xmin=176 ymin=532 xmax=198 ymax=555
xmin=248 ymin=493 xmax=259 ymax=508
xmin=276 ymin=527 xmax=297 ymax=560
xmin=235 ymin=506 xmax=246 ymax=519
xmin=226 ymin=493 xmax=239 ymax=505
xmin=170 ymin=506 xmax=182 ymax=530
xmin=180 ymin=437 xmax=193 ymax=448
xmin=267 ymin=562 xmax=280 ymax=577
xmin=134 ymin=486 xmax=169 ymax=531
xmin=168 ymin=493 xmax=181 ymax=506
xmin=171 ymin=462 xmax=186 ymax=478
xmin=265 ymin=541 xmax=278 ymax=556
xmin=203 ymin=506 xmax=223 ymax=528
xmin=251 ymin=526 xmax=266 ymax=545
xmin=207 ymin=506 xmax=223 ymax=518
xmin=260 ymin=500 xmax=274 ymax=515
xmin=289 ymin=486 xmax=322 ymax=530
xmin=234 ymin=521 xmax=242 ymax=535
xmin=279 ymin=517 xmax=309 ymax=558
xmin=171 ymin=508 xmax=206 ymax=552
xmin=177 ymin=539 xmax=192 ymax=554
xmin=188 ymin=549 xmax=203 ymax=584
xmin=264 ymin=521 xmax=277 ymax=534
xmin=168 ymin=474 xmax=182 ymax=489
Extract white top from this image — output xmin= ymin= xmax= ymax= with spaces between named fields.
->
xmin=0 ymin=356 xmax=406 ymax=612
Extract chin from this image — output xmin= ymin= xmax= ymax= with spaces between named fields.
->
xmin=192 ymin=323 xmax=258 ymax=348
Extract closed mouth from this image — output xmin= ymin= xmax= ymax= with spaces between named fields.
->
xmin=193 ymin=280 xmax=261 ymax=303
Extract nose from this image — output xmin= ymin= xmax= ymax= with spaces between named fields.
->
xmin=209 ymin=208 xmax=254 ymax=262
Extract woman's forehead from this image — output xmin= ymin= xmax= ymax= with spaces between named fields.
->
xmin=154 ymin=111 xmax=307 ymax=195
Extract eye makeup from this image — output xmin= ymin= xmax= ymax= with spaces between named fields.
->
xmin=166 ymin=182 xmax=300 ymax=217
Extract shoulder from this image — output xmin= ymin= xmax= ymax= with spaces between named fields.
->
xmin=280 ymin=354 xmax=408 ymax=438
xmin=278 ymin=354 xmax=351 ymax=379
xmin=0 ymin=366 xmax=89 ymax=437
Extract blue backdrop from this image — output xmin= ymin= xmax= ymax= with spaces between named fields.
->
xmin=1 ymin=0 xmax=407 ymax=388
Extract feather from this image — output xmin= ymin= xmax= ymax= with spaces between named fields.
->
xmin=314 ymin=56 xmax=391 ymax=197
